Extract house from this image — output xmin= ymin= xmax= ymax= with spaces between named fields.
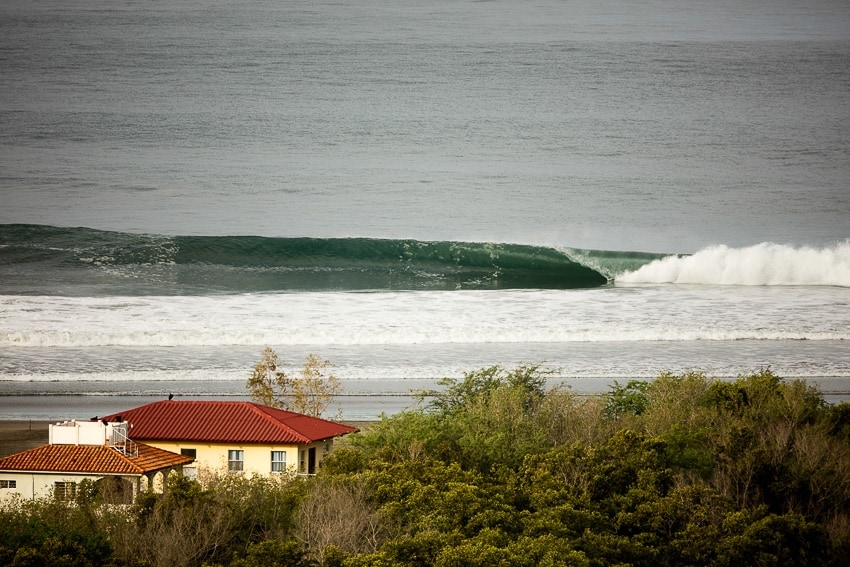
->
xmin=99 ymin=400 xmax=358 ymax=478
xmin=0 ymin=419 xmax=193 ymax=503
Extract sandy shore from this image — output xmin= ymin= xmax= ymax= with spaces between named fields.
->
xmin=0 ymin=420 xmax=51 ymax=458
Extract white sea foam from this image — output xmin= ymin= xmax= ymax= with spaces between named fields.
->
xmin=617 ymin=242 xmax=850 ymax=286
xmin=2 ymin=283 xmax=849 ymax=348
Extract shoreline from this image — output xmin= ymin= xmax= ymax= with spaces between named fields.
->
xmin=0 ymin=393 xmax=421 ymax=424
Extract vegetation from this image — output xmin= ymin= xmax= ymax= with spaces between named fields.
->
xmin=3 ymin=366 xmax=850 ymax=566
xmin=246 ymin=347 xmax=342 ymax=418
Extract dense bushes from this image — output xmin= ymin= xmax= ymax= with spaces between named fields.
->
xmin=329 ymin=366 xmax=850 ymax=566
xmin=1 ymin=367 xmax=849 ymax=566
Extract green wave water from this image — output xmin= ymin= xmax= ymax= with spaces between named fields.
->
xmin=0 ymin=224 xmax=664 ymax=294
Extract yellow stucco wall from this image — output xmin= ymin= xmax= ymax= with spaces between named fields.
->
xmin=144 ymin=439 xmax=335 ymax=477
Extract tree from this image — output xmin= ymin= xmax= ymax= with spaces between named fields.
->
xmin=246 ymin=348 xmax=342 ymax=417
xmin=0 ymin=495 xmax=115 ymax=567
xmin=403 ymin=365 xmax=560 ymax=471
xmin=420 ymin=365 xmax=548 ymax=416
xmin=115 ymin=475 xmax=235 ymax=567
xmin=228 ymin=540 xmax=317 ymax=567
xmin=294 ymin=477 xmax=387 ymax=563
xmin=246 ymin=347 xmax=292 ymax=408
xmin=604 ymin=380 xmax=650 ymax=421
xmin=294 ymin=354 xmax=343 ymax=419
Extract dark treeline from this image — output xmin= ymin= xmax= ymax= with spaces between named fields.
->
xmin=2 ymin=367 xmax=850 ymax=566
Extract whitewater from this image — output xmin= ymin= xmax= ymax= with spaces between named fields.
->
xmin=618 ymin=242 xmax=850 ymax=287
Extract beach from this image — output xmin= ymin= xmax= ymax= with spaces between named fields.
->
xmin=0 ymin=420 xmax=50 ymax=458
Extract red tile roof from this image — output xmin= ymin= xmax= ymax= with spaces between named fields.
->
xmin=0 ymin=443 xmax=193 ymax=475
xmin=100 ymin=401 xmax=358 ymax=445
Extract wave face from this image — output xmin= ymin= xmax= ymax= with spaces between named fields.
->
xmin=618 ymin=242 xmax=850 ymax=287
xmin=0 ymin=224 xmax=632 ymax=294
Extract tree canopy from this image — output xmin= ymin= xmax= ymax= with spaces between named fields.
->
xmin=246 ymin=347 xmax=341 ymax=418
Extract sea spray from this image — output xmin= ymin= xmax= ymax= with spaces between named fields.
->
xmin=617 ymin=242 xmax=850 ymax=287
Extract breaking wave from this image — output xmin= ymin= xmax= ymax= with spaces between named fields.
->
xmin=618 ymin=242 xmax=850 ymax=287
xmin=2 ymin=225 xmax=846 ymax=293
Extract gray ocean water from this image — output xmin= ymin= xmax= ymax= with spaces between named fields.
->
xmin=1 ymin=0 xmax=849 ymax=420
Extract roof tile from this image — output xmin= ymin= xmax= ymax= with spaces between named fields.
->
xmin=0 ymin=443 xmax=193 ymax=475
xmin=100 ymin=401 xmax=357 ymax=444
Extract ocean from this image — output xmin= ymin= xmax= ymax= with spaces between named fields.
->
xmin=1 ymin=0 xmax=849 ymax=421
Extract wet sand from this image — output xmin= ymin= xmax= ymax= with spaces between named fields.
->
xmin=0 ymin=420 xmax=50 ymax=458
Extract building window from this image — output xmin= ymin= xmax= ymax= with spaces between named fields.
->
xmin=299 ymin=449 xmax=306 ymax=474
xmin=271 ymin=451 xmax=287 ymax=473
xmin=228 ymin=449 xmax=244 ymax=472
xmin=54 ymin=481 xmax=76 ymax=501
xmin=0 ymin=480 xmax=16 ymax=489
xmin=181 ymin=448 xmax=197 ymax=479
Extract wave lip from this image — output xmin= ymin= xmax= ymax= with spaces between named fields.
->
xmin=617 ymin=242 xmax=850 ymax=287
